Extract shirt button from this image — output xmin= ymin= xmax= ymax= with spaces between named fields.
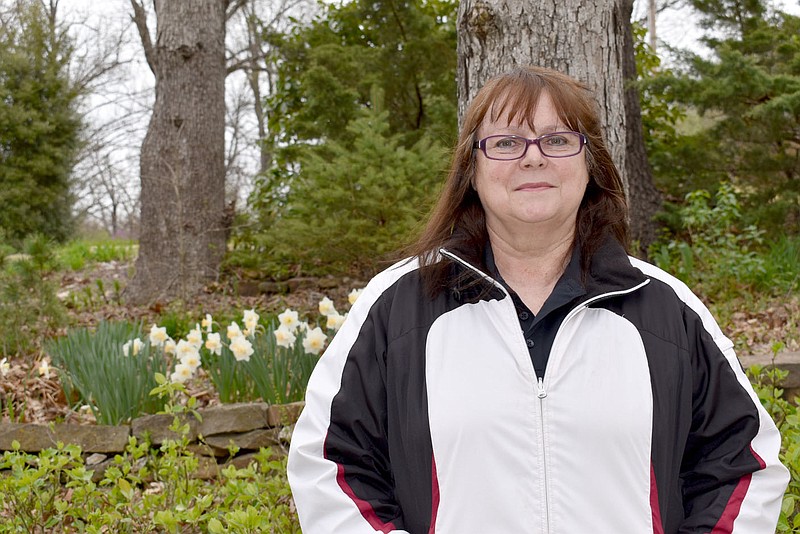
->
xmin=519 ymin=311 xmax=530 ymax=321
xmin=526 ymin=339 xmax=535 ymax=348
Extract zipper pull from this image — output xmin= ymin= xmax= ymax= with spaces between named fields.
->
xmin=537 ymin=376 xmax=547 ymax=399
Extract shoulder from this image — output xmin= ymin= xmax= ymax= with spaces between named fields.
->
xmin=628 ymin=256 xmax=732 ymax=351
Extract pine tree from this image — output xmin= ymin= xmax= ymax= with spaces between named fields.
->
xmin=0 ymin=0 xmax=82 ymax=242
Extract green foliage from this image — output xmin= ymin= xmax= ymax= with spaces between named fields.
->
xmin=254 ymin=107 xmax=446 ymax=276
xmin=241 ymin=0 xmax=457 ymax=278
xmin=0 ymin=0 xmax=82 ymax=242
xmin=649 ymin=183 xmax=768 ymax=300
xmin=45 ymin=321 xmax=169 ymax=425
xmin=641 ymin=0 xmax=800 ymax=231
xmin=747 ymin=346 xmax=800 ymax=531
xmin=55 ymin=239 xmax=136 ymax=271
xmin=0 ymin=439 xmax=300 ymax=532
xmin=0 ymin=233 xmax=66 ymax=356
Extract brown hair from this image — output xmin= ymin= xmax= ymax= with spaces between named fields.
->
xmin=403 ymin=65 xmax=629 ymax=294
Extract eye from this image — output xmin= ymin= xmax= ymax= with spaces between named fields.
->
xmin=491 ymin=136 xmax=524 ymax=150
xmin=541 ymin=134 xmax=569 ymax=147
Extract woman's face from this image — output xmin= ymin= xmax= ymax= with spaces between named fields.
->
xmin=473 ymin=91 xmax=590 ymax=241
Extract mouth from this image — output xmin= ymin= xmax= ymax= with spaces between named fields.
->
xmin=515 ymin=182 xmax=554 ymax=192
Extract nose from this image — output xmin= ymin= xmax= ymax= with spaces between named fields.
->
xmin=520 ymin=139 xmax=547 ymax=167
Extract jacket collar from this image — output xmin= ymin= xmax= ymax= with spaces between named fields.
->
xmin=440 ymin=233 xmax=647 ymax=302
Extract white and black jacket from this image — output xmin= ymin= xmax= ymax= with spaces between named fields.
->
xmin=288 ymin=238 xmax=789 ymax=533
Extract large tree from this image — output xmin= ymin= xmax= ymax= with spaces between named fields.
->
xmin=457 ymin=0 xmax=662 ymax=251
xmin=126 ymin=0 xmax=229 ymax=303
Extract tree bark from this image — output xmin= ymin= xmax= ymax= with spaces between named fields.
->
xmin=126 ymin=0 xmax=227 ymax=303
xmin=457 ymin=0 xmax=660 ymax=253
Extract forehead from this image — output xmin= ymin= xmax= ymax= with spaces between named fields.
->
xmin=481 ymin=89 xmax=568 ymax=132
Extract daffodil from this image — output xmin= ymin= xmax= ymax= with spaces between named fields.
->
xmin=318 ymin=297 xmax=337 ymax=317
xmin=201 ymin=313 xmax=213 ymax=333
xmin=348 ymin=288 xmax=364 ymax=305
xmin=38 ymin=359 xmax=52 ymax=379
xmin=175 ymin=339 xmax=200 ymax=361
xmin=0 ymin=358 xmax=10 ymax=377
xmin=274 ymin=326 xmax=297 ymax=349
xmin=164 ymin=339 xmax=177 ymax=355
xmin=278 ymin=308 xmax=300 ymax=332
xmin=243 ymin=309 xmax=259 ymax=332
xmin=180 ymin=351 xmax=201 ymax=371
xmin=230 ymin=336 xmax=254 ymax=362
xmin=149 ymin=325 xmax=169 ymax=347
xmin=170 ymin=363 xmax=193 ymax=383
xmin=187 ymin=324 xmax=203 ymax=349
xmin=326 ymin=313 xmax=346 ymax=331
xmin=205 ymin=332 xmax=222 ymax=355
xmin=227 ymin=321 xmax=243 ymax=341
xmin=122 ymin=338 xmax=143 ymax=357
xmin=303 ymin=327 xmax=327 ymax=355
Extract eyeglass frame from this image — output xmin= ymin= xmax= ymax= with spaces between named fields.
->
xmin=473 ymin=131 xmax=588 ymax=160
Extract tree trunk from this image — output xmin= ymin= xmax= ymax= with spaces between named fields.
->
xmin=126 ymin=0 xmax=227 ymax=304
xmin=457 ymin=0 xmax=660 ymax=253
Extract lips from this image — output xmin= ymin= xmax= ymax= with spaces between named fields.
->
xmin=515 ymin=182 xmax=554 ymax=191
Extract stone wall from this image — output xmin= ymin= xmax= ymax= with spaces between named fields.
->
xmin=0 ymin=401 xmax=304 ymax=481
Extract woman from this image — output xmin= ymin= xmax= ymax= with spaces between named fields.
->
xmin=287 ymin=66 xmax=788 ymax=533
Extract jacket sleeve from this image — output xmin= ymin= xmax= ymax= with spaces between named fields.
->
xmin=678 ymin=294 xmax=789 ymax=533
xmin=287 ymin=274 xmax=410 ymax=534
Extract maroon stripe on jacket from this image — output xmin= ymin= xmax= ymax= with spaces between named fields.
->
xmin=428 ymin=453 xmax=440 ymax=533
xmin=650 ymin=462 xmax=665 ymax=534
xmin=710 ymin=447 xmax=767 ymax=533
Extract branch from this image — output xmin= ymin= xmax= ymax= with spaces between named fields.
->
xmin=226 ymin=0 xmax=248 ymax=21
xmin=129 ymin=0 xmax=156 ymax=74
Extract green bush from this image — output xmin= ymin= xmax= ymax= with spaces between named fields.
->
xmin=46 ymin=321 xmax=169 ymax=425
xmin=0 ymin=440 xmax=300 ymax=533
xmin=650 ymin=183 xmax=768 ymax=300
xmin=0 ymin=234 xmax=66 ymax=356
xmin=748 ymin=351 xmax=800 ymax=532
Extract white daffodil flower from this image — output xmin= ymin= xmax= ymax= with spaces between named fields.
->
xmin=243 ymin=309 xmax=259 ymax=332
xmin=187 ymin=324 xmax=203 ymax=350
xmin=227 ymin=321 xmax=243 ymax=341
xmin=230 ymin=336 xmax=254 ymax=362
xmin=0 ymin=358 xmax=10 ymax=377
xmin=180 ymin=351 xmax=201 ymax=371
xmin=274 ymin=325 xmax=297 ymax=349
xmin=303 ymin=327 xmax=328 ymax=355
xmin=38 ymin=359 xmax=51 ymax=379
xmin=149 ymin=325 xmax=169 ymax=347
xmin=348 ymin=288 xmax=364 ymax=305
xmin=205 ymin=332 xmax=222 ymax=356
xmin=122 ymin=338 xmax=143 ymax=357
xmin=170 ymin=363 xmax=193 ymax=384
xmin=318 ymin=297 xmax=337 ymax=317
xmin=326 ymin=313 xmax=346 ymax=331
xmin=164 ymin=339 xmax=177 ymax=355
xmin=201 ymin=313 xmax=213 ymax=333
xmin=278 ymin=308 xmax=300 ymax=333
xmin=175 ymin=339 xmax=200 ymax=361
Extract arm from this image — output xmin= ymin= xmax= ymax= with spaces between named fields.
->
xmin=679 ymin=301 xmax=789 ymax=533
xmin=288 ymin=277 xmax=409 ymax=534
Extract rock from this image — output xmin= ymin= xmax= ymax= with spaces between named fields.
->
xmin=199 ymin=403 xmax=269 ymax=436
xmin=204 ymin=428 xmax=281 ymax=452
xmin=0 ymin=423 xmax=129 ymax=453
xmin=131 ymin=413 xmax=199 ymax=445
xmin=267 ymin=401 xmax=304 ymax=427
xmin=286 ymin=277 xmax=317 ymax=292
xmin=259 ymin=281 xmax=289 ymax=294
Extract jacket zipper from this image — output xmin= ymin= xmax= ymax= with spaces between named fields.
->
xmin=440 ymin=248 xmax=650 ymax=533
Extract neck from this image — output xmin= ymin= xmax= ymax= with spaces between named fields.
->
xmin=487 ymin=225 xmax=575 ymax=313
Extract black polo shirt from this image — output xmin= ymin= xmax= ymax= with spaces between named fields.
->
xmin=486 ymin=245 xmax=586 ymax=379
